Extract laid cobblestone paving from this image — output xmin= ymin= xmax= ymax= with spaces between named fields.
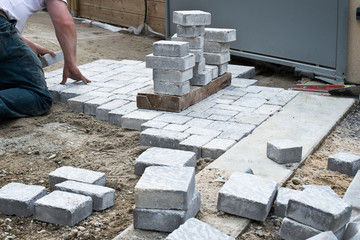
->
xmin=45 ymin=59 xmax=299 ymax=159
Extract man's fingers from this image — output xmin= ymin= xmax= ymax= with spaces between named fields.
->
xmin=60 ymin=74 xmax=67 ymax=85
xmin=49 ymin=50 xmax=56 ymax=57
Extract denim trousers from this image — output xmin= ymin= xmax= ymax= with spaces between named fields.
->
xmin=0 ymin=16 xmax=52 ymax=122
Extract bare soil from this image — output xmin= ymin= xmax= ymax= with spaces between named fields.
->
xmin=0 ymin=11 xmax=359 ymax=240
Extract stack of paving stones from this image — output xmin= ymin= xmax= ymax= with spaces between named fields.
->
xmin=166 ymin=218 xmax=235 ymax=240
xmin=0 ymin=166 xmax=115 ymax=227
xmin=327 ymin=152 xmax=360 ymax=176
xmin=44 ymin=58 xmax=299 ymax=160
xmin=133 ymin=166 xmax=201 ymax=232
xmin=279 ymin=186 xmax=352 ymax=240
xmin=217 ymin=172 xmax=278 ymax=221
xmin=133 ymin=147 xmax=196 ymax=175
xmin=267 ymin=139 xmax=303 ymax=164
xmin=146 ymin=40 xmax=195 ymax=96
xmin=204 ymin=28 xmax=236 ymax=76
xmin=171 ymin=10 xmax=215 ymax=86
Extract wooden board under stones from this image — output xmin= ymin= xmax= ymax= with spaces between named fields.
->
xmin=137 ymin=72 xmax=231 ymax=112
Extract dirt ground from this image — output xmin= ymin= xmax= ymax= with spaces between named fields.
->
xmin=0 ymin=12 xmax=359 ymax=240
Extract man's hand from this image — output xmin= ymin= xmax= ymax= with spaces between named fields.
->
xmin=22 ymin=37 xmax=56 ymax=57
xmin=61 ymin=62 xmax=90 ymax=85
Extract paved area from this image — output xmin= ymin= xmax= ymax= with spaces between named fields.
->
xmin=44 ymin=60 xmax=356 ymax=239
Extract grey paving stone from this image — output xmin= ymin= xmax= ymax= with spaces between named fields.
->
xmin=171 ymin=34 xmax=205 ymax=49
xmin=267 ymin=90 xmax=299 ymax=106
xmin=203 ymin=52 xmax=230 ymax=65
xmin=184 ymin=118 xmax=214 ymax=128
xmin=204 ymin=28 xmax=236 ymax=43
xmin=108 ymin=102 xmax=137 ymax=126
xmin=286 ymin=187 xmax=352 ymax=232
xmin=152 ymin=113 xmax=192 ymax=125
xmin=327 ymin=152 xmax=360 ymax=176
xmin=218 ymin=125 xmax=255 ymax=141
xmin=344 ymin=171 xmax=360 ymax=219
xmin=34 ymin=191 xmax=93 ymax=226
xmin=153 ymin=40 xmax=189 ymax=57
xmin=267 ymin=139 xmax=303 ymax=164
xmin=48 ymin=166 xmax=106 ymax=189
xmin=176 ymin=25 xmax=205 ymax=37
xmin=134 ymin=147 xmax=196 ymax=175
xmin=60 ymin=85 xmax=99 ymax=103
xmin=254 ymin=104 xmax=282 ymax=115
xmin=232 ymin=96 xmax=267 ymax=108
xmin=231 ymin=112 xmax=269 ymax=126
xmin=273 ymin=187 xmax=301 ymax=218
xmin=163 ymin=124 xmax=190 ymax=132
xmin=141 ymin=120 xmax=169 ymax=131
xmin=112 ymin=82 xmax=150 ymax=95
xmin=280 ymin=217 xmax=322 ymax=240
xmin=135 ymin=166 xmax=195 ymax=210
xmin=207 ymin=114 xmax=234 ymax=121
xmin=193 ymin=59 xmax=206 ymax=74
xmin=231 ymin=78 xmax=258 ymax=88
xmin=205 ymin=65 xmax=219 ymax=79
xmin=173 ymin=10 xmax=211 ymax=26
xmin=166 ymin=217 xmax=235 ymax=240
xmin=186 ymin=100 xmax=216 ymax=112
xmin=191 ymin=69 xmax=212 ymax=86
xmin=67 ymin=94 xmax=97 ymax=113
xmin=146 ymin=53 xmax=195 ymax=71
xmin=189 ymin=48 xmax=204 ymax=63
xmin=307 ymin=231 xmax=338 ymax=240
xmin=54 ymin=180 xmax=115 ymax=211
xmin=228 ymin=65 xmax=256 ymax=79
xmin=121 ymin=110 xmax=163 ymax=131
xmin=202 ymin=138 xmax=236 ymax=159
xmin=140 ymin=128 xmax=190 ymax=149
xmin=96 ymin=99 xmax=129 ymax=121
xmin=213 ymin=103 xmax=255 ymax=113
xmin=185 ymin=127 xmax=221 ymax=139
xmin=84 ymin=97 xmax=113 ymax=116
xmin=204 ymin=41 xmax=230 ymax=53
xmin=133 ymin=190 xmax=201 ymax=232
xmin=218 ymin=63 xmax=228 ymax=76
xmin=179 ymin=135 xmax=214 ymax=158
xmin=47 ymin=84 xmax=72 ymax=102
xmin=343 ymin=221 xmax=360 ymax=240
xmin=0 ymin=183 xmax=47 ymax=217
xmin=153 ymin=68 xmax=193 ymax=83
xmin=154 ymin=80 xmax=191 ymax=96
xmin=217 ymin=172 xmax=278 ymax=221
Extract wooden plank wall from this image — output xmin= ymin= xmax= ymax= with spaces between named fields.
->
xmin=74 ymin=0 xmax=166 ymax=35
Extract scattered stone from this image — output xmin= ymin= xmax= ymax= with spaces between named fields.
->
xmin=48 ymin=166 xmax=106 ymax=189
xmin=134 ymin=147 xmax=196 ymax=175
xmin=0 ymin=183 xmax=46 ymax=217
xmin=343 ymin=171 xmax=360 ymax=219
xmin=327 ymin=152 xmax=360 ymax=176
xmin=273 ymin=187 xmax=301 ymax=218
xmin=280 ymin=217 xmax=322 ymax=240
xmin=343 ymin=221 xmax=360 ymax=240
xmin=54 ymin=180 xmax=115 ymax=211
xmin=133 ymin=190 xmax=200 ymax=232
xmin=267 ymin=139 xmax=303 ymax=164
xmin=166 ymin=217 xmax=234 ymax=240
xmin=286 ymin=187 xmax=352 ymax=232
xmin=34 ymin=191 xmax=93 ymax=226
xmin=217 ymin=172 xmax=278 ymax=221
xmin=307 ymin=231 xmax=338 ymax=240
xmin=135 ymin=166 xmax=195 ymax=210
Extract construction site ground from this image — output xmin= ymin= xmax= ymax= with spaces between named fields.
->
xmin=0 ymin=11 xmax=359 ymax=240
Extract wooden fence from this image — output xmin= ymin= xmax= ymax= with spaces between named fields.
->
xmin=68 ymin=0 xmax=166 ymax=35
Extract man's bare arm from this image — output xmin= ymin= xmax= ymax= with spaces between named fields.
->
xmin=21 ymin=36 xmax=56 ymax=57
xmin=46 ymin=0 xmax=89 ymax=84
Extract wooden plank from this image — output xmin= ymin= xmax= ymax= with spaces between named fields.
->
xmin=79 ymin=5 xmax=165 ymax=34
xmin=136 ymin=73 xmax=232 ymax=112
xmin=80 ymin=0 xmax=165 ymax=18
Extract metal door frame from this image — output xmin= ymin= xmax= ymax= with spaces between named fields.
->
xmin=165 ymin=0 xmax=349 ymax=84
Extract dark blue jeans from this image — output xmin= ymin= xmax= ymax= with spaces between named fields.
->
xmin=0 ymin=16 xmax=52 ymax=122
